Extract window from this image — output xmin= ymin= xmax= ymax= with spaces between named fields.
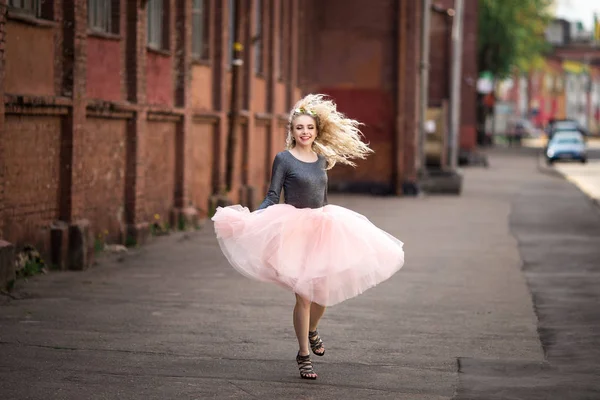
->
xmin=147 ymin=0 xmax=168 ymax=50
xmin=192 ymin=0 xmax=209 ymax=60
xmin=253 ymin=0 xmax=263 ymax=74
xmin=88 ymin=0 xmax=118 ymax=34
xmin=8 ymin=0 xmax=53 ymax=20
xmin=8 ymin=0 xmax=41 ymax=17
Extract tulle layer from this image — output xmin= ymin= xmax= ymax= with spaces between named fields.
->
xmin=211 ymin=204 xmax=405 ymax=306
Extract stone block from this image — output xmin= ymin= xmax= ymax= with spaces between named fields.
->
xmin=208 ymin=194 xmax=233 ymax=217
xmin=50 ymin=220 xmax=69 ymax=270
xmin=419 ymin=170 xmax=464 ymax=195
xmin=0 ymin=240 xmax=16 ymax=289
xmin=125 ymin=222 xmax=150 ymax=247
xmin=69 ymin=219 xmax=94 ymax=271
xmin=171 ymin=206 xmax=200 ymax=231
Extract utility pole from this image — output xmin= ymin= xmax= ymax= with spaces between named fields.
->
xmin=225 ymin=0 xmax=243 ymax=192
xmin=418 ymin=0 xmax=432 ymax=176
xmin=449 ymin=0 xmax=464 ymax=170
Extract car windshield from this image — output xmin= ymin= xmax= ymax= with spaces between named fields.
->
xmin=553 ymin=122 xmax=577 ymax=130
xmin=552 ymin=137 xmax=583 ymax=145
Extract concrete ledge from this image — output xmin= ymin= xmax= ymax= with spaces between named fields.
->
xmin=419 ymin=170 xmax=464 ymax=195
xmin=125 ymin=222 xmax=150 ymax=247
xmin=50 ymin=221 xmax=70 ymax=270
xmin=68 ymin=220 xmax=94 ymax=271
xmin=239 ymin=186 xmax=257 ymax=211
xmin=171 ymin=207 xmax=200 ymax=230
xmin=208 ymin=194 xmax=233 ymax=217
xmin=0 ymin=240 xmax=16 ymax=290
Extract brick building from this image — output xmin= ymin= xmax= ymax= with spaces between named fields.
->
xmin=299 ymin=0 xmax=424 ymax=194
xmin=0 ymin=0 xmax=458 ymax=280
xmin=504 ymin=20 xmax=600 ymax=134
xmin=0 ymin=0 xmax=305 ymax=274
xmin=427 ymin=0 xmax=478 ymax=154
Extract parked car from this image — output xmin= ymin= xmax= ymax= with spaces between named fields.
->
xmin=546 ymin=119 xmax=589 ymax=140
xmin=545 ymin=131 xmax=587 ymax=164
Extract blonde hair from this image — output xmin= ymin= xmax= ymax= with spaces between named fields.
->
xmin=286 ymin=94 xmax=373 ymax=169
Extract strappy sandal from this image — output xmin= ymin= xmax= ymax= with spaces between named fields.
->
xmin=296 ymin=352 xmax=317 ymax=380
xmin=309 ymin=330 xmax=325 ymax=356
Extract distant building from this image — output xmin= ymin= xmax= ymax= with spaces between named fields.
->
xmin=506 ymin=18 xmax=600 ymax=133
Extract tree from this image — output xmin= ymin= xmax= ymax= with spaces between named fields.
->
xmin=478 ymin=0 xmax=553 ymax=80
xmin=476 ymin=0 xmax=553 ymax=144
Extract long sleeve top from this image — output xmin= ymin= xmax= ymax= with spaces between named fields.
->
xmin=258 ymin=150 xmax=328 ymax=210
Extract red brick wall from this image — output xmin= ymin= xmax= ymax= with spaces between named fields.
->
xmin=189 ymin=121 xmax=215 ymax=217
xmin=400 ymin=0 xmax=421 ymax=184
xmin=144 ymin=121 xmax=176 ymax=223
xmin=303 ymin=0 xmax=397 ymax=189
xmin=80 ymin=117 xmax=127 ymax=241
xmin=0 ymin=2 xmax=6 ymax=239
xmin=3 ymin=115 xmax=62 ymax=253
xmin=321 ymin=88 xmax=394 ymax=186
xmin=0 ymin=0 xmax=314 ymax=256
xmin=146 ymin=51 xmax=173 ymax=106
xmin=86 ymin=36 xmax=122 ymax=101
xmin=247 ymin=121 xmax=268 ymax=206
xmin=191 ymin=65 xmax=213 ymax=110
xmin=428 ymin=11 xmax=452 ymax=106
xmin=5 ymin=21 xmax=55 ymax=96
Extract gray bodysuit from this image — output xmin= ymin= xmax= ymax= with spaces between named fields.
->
xmin=258 ymin=150 xmax=328 ymax=210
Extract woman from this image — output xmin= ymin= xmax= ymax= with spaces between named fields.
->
xmin=212 ymin=94 xmax=405 ymax=380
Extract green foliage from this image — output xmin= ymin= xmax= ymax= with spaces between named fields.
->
xmin=478 ymin=0 xmax=553 ymax=78
xmin=15 ymin=245 xmax=46 ymax=279
xmin=124 ymin=236 xmax=138 ymax=248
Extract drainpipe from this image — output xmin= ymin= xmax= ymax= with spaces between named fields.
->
xmin=418 ymin=0 xmax=432 ymax=176
xmin=226 ymin=0 xmax=243 ymax=192
xmin=449 ymin=0 xmax=464 ymax=170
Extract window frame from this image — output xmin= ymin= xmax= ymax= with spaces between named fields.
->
xmin=277 ymin=0 xmax=285 ymax=80
xmin=147 ymin=0 xmax=170 ymax=51
xmin=8 ymin=0 xmax=41 ymax=17
xmin=192 ymin=0 xmax=210 ymax=61
xmin=88 ymin=0 xmax=120 ymax=35
xmin=253 ymin=0 xmax=263 ymax=75
xmin=7 ymin=0 xmax=53 ymax=21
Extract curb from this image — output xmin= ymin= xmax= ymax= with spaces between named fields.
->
xmin=533 ymin=150 xmax=600 ymax=211
xmin=558 ymin=172 xmax=600 ymax=211
xmin=550 ymin=163 xmax=600 ymax=212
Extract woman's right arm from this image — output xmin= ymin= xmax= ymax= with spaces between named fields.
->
xmin=257 ymin=153 xmax=286 ymax=210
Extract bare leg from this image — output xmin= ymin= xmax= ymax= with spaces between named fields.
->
xmin=293 ymin=294 xmax=312 ymax=356
xmin=309 ymin=302 xmax=326 ymax=332
xmin=294 ymin=294 xmax=317 ymax=379
xmin=308 ymin=302 xmax=326 ymax=356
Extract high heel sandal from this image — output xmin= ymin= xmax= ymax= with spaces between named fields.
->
xmin=296 ymin=352 xmax=318 ymax=380
xmin=309 ymin=330 xmax=325 ymax=356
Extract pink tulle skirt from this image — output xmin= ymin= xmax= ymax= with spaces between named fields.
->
xmin=211 ymin=204 xmax=405 ymax=306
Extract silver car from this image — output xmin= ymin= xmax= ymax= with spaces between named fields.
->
xmin=545 ymin=131 xmax=587 ymax=164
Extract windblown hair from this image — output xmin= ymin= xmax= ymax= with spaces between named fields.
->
xmin=286 ymin=94 xmax=373 ymax=169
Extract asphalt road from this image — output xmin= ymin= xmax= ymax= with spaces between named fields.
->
xmin=1 ymin=148 xmax=599 ymax=399
xmin=456 ymin=148 xmax=600 ymax=399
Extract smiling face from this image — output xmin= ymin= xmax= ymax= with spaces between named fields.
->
xmin=291 ymin=114 xmax=318 ymax=149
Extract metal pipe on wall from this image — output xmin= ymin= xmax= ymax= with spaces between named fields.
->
xmin=449 ymin=0 xmax=464 ymax=170
xmin=418 ymin=0 xmax=432 ymax=175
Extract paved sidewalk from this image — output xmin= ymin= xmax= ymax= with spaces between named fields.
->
xmin=1 ymin=151 xmax=547 ymax=399
xmin=553 ymin=160 xmax=600 ymax=206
